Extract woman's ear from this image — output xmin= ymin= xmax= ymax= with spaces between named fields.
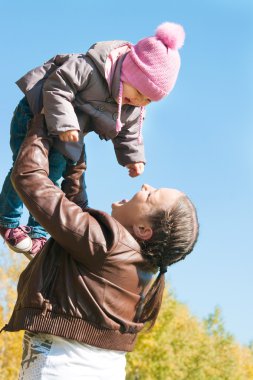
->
xmin=133 ymin=224 xmax=153 ymax=241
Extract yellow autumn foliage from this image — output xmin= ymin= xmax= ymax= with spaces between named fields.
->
xmin=0 ymin=249 xmax=27 ymax=380
xmin=126 ymin=293 xmax=253 ymax=380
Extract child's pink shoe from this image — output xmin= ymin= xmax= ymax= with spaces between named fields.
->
xmin=0 ymin=226 xmax=33 ymax=253
xmin=27 ymin=237 xmax=47 ymax=259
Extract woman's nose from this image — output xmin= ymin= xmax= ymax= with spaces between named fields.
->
xmin=141 ymin=184 xmax=155 ymax=191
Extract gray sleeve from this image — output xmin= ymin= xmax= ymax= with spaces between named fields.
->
xmin=112 ymin=114 xmax=146 ymax=167
xmin=43 ymin=56 xmax=92 ymax=135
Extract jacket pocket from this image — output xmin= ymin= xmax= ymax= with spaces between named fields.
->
xmin=42 ymin=265 xmax=59 ymax=299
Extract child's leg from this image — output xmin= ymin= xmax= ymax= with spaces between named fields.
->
xmin=80 ymin=171 xmax=88 ymax=208
xmin=0 ymin=98 xmax=33 ymax=253
xmin=80 ymin=144 xmax=89 ymax=208
xmin=0 ymin=98 xmax=31 ymax=227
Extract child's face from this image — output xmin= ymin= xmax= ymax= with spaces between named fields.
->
xmin=122 ymin=82 xmax=151 ymax=107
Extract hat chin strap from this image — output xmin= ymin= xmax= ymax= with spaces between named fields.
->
xmin=115 ymin=81 xmax=144 ymax=145
xmin=138 ymin=106 xmax=144 ymax=144
xmin=116 ymin=81 xmax=123 ymax=133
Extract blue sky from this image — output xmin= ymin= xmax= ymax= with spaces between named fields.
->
xmin=0 ymin=0 xmax=252 ymax=345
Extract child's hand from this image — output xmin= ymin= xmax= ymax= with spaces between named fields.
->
xmin=59 ymin=130 xmax=79 ymax=142
xmin=126 ymin=162 xmax=145 ymax=178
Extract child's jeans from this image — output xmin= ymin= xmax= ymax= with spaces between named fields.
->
xmin=0 ymin=97 xmax=88 ymax=239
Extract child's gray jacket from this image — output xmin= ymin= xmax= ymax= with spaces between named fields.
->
xmin=16 ymin=41 xmax=146 ymax=165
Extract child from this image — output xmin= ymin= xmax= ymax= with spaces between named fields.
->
xmin=0 ymin=21 xmax=185 ymax=257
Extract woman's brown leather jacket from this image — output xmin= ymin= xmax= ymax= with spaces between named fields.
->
xmin=3 ymin=115 xmax=153 ymax=352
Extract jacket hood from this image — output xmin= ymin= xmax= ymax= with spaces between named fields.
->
xmin=86 ymin=40 xmax=131 ymax=81
xmin=87 ymin=40 xmax=136 ymax=136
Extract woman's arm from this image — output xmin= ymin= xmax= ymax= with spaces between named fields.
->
xmin=61 ymin=148 xmax=88 ymax=209
xmin=11 ymin=115 xmax=116 ymax=265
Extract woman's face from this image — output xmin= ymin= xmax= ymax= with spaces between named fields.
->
xmin=122 ymin=82 xmax=151 ymax=107
xmin=111 ymin=184 xmax=183 ymax=229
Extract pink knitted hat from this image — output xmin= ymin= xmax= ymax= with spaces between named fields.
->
xmin=121 ymin=22 xmax=185 ymax=101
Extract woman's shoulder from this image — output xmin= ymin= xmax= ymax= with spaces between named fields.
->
xmin=87 ymin=208 xmax=140 ymax=253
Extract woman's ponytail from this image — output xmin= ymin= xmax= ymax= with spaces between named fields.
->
xmin=137 ymin=268 xmax=167 ymax=329
xmin=137 ymin=195 xmax=198 ymax=329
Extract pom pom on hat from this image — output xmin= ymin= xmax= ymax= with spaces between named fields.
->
xmin=121 ymin=21 xmax=185 ymax=101
xmin=156 ymin=22 xmax=185 ymax=50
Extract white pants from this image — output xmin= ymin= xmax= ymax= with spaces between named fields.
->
xmin=19 ymin=331 xmax=126 ymax=380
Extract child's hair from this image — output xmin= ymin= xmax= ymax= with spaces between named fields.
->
xmin=137 ymin=195 xmax=199 ymax=328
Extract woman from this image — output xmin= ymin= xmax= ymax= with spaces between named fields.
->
xmin=3 ymin=115 xmax=199 ymax=379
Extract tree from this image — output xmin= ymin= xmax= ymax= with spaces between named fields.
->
xmin=0 ymin=249 xmax=27 ymax=380
xmin=126 ymin=291 xmax=253 ymax=380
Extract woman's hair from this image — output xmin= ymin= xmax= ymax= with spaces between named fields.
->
xmin=137 ymin=195 xmax=199 ymax=329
